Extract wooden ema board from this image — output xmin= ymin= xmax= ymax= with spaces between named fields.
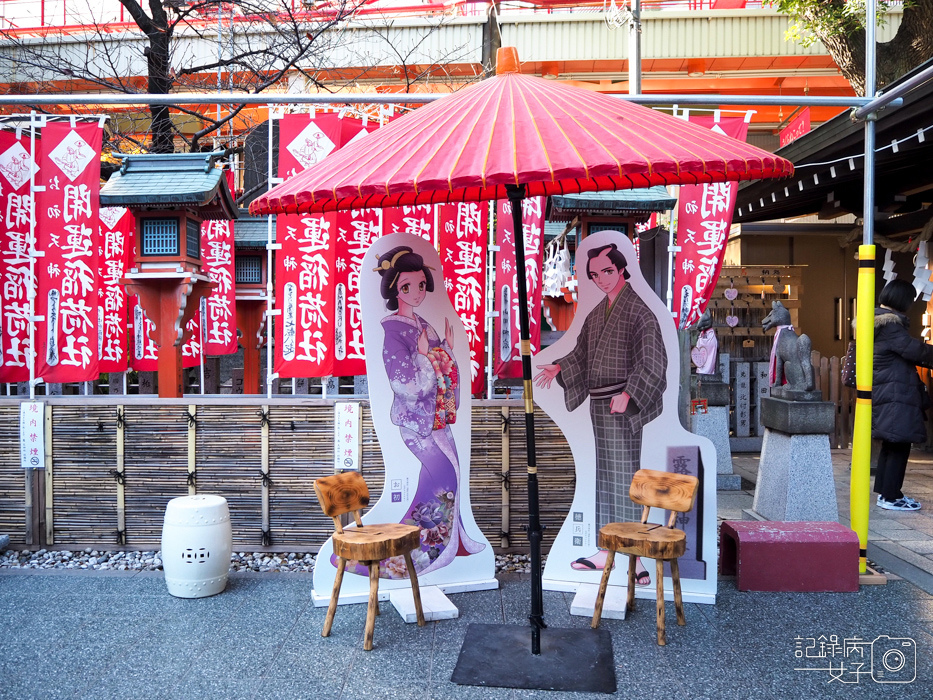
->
xmin=709 ymin=265 xmax=804 ymax=363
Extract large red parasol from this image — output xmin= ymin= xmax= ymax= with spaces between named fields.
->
xmin=251 ymin=48 xmax=792 ymax=685
xmin=249 ymin=51 xmax=791 ymax=217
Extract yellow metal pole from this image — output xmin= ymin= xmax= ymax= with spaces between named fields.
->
xmin=851 ymin=244 xmax=875 ymax=575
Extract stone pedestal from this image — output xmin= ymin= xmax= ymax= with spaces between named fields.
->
xmin=108 ymin=371 xmax=126 ymax=396
xmin=691 ymin=406 xmax=739 ymax=490
xmin=690 ymin=377 xmax=739 ymax=490
xmin=751 ymin=397 xmax=838 ymax=522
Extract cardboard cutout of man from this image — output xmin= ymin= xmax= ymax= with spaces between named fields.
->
xmin=535 ymin=241 xmax=666 ymax=582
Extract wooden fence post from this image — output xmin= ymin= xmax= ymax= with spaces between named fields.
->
xmin=501 ymin=405 xmax=510 ymax=549
xmin=187 ymin=405 xmax=197 ymax=496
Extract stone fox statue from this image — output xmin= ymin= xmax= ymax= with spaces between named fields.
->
xmin=762 ymin=300 xmax=814 ymax=392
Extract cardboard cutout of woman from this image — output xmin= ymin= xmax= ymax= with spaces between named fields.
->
xmin=533 ymin=231 xmax=717 ymax=603
xmin=327 ymin=237 xmax=487 ymax=584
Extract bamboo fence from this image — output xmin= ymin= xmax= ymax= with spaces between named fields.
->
xmin=0 ymin=406 xmax=23 ymax=540
xmin=0 ymin=400 xmax=576 ymax=551
xmin=1 ymin=381 xmax=858 ymax=551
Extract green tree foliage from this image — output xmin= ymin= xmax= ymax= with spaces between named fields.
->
xmin=771 ymin=0 xmax=933 ymax=95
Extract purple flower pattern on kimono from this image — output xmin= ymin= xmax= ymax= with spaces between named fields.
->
xmin=336 ymin=312 xmax=484 ymax=580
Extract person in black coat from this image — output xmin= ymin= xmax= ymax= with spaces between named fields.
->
xmin=872 ymin=279 xmax=933 ymax=511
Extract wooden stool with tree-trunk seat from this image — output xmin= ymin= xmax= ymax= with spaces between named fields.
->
xmin=590 ymin=469 xmax=699 ymax=645
xmin=313 ymin=471 xmax=425 ymax=650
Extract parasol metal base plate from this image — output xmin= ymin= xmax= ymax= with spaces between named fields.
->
xmin=450 ymin=623 xmax=616 ymax=693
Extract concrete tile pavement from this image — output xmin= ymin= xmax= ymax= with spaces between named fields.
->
xmin=4 ymin=447 xmax=933 ymax=698
xmin=1 ymin=568 xmax=933 ymax=699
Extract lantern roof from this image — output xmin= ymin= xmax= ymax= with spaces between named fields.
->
xmin=549 ymin=186 xmax=676 ymax=221
xmin=100 ymin=152 xmax=238 ymax=220
xmin=233 ymin=211 xmax=271 ymax=249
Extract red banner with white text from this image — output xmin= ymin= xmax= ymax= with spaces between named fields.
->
xmin=180 ymin=171 xmax=238 ymax=364
xmin=275 ymin=212 xmax=337 ymax=377
xmin=673 ymin=115 xmax=749 ymax=329
xmin=274 ymin=113 xmax=369 ymax=378
xmin=0 ymin=130 xmax=37 ymax=382
xmin=494 ymin=196 xmax=544 ymax=379
xmin=200 ymin=217 xmax=238 ymax=355
xmin=383 ymin=205 xmax=435 ymax=241
xmin=333 ymin=208 xmax=381 ymax=376
xmin=98 ymin=207 xmax=134 ymax=373
xmin=35 ymin=122 xmax=102 ymax=382
xmin=439 ymin=201 xmax=487 ymax=395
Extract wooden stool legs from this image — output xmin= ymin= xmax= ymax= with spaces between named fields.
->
xmin=626 ymin=555 xmax=637 ymax=612
xmin=590 ymin=550 xmax=616 ymax=628
xmin=671 ymin=559 xmax=685 ymax=626
xmin=404 ymin=552 xmax=426 ymax=627
xmin=323 ymin=555 xmax=425 ymax=650
xmin=591 ymin=555 xmax=687 ymax=646
xmin=364 ymin=561 xmax=380 ymax=651
xmin=323 ymin=556 xmax=346 ymax=638
xmin=655 ymin=558 xmax=666 ymax=646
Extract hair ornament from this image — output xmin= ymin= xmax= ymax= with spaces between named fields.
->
xmin=372 ymin=248 xmax=412 ymax=273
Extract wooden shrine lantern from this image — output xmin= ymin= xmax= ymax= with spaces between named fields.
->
xmin=101 ymin=152 xmax=238 ymax=398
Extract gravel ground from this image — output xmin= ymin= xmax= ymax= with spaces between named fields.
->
xmin=0 ymin=548 xmax=541 ymax=575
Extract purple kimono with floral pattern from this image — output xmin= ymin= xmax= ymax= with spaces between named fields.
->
xmin=339 ymin=313 xmax=484 ymax=579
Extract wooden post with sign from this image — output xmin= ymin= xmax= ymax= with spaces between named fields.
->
xmin=334 ymin=402 xmax=362 ymax=472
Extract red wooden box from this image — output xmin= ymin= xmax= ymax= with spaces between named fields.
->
xmin=720 ymin=521 xmax=859 ymax=592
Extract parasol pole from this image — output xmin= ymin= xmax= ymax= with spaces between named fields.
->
xmin=505 ymin=183 xmax=546 ymax=654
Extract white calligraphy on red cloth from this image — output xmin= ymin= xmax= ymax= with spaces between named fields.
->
xmin=131 ymin=304 xmax=201 ymax=370
xmin=0 ymin=130 xmax=37 ymax=382
xmin=274 ymin=113 xmax=369 ymax=378
xmin=276 ymin=212 xmax=337 ymax=377
xmin=673 ymin=116 xmax=749 ymax=329
xmin=333 ymin=208 xmax=380 ymax=376
xmin=382 ymin=205 xmax=434 ymax=242
xmin=200 ymin=218 xmax=237 ymax=354
xmin=438 ymin=202 xmax=487 ymax=395
xmin=129 ymin=301 xmax=158 ymax=371
xmin=98 ymin=207 xmax=134 ymax=373
xmin=494 ymin=196 xmax=544 ymax=379
xmin=182 ymin=170 xmax=237 ymax=360
xmin=35 ymin=122 xmax=102 ymax=382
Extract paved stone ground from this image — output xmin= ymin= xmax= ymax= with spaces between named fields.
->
xmin=3 ymin=447 xmax=933 ymax=699
xmin=732 ymin=448 xmax=933 ymax=593
xmin=1 ymin=568 xmax=932 ymax=700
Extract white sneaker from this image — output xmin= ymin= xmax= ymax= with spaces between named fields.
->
xmin=878 ymin=497 xmax=921 ymax=512
xmin=902 ymin=496 xmax=922 ymax=509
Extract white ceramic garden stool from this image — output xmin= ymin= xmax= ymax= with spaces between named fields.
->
xmin=161 ymin=494 xmax=232 ymax=598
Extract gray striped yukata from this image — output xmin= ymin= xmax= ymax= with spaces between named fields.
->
xmin=556 ymin=283 xmax=667 ymax=529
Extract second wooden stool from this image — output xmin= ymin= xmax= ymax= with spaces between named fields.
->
xmin=590 ymin=468 xmax=699 ymax=645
